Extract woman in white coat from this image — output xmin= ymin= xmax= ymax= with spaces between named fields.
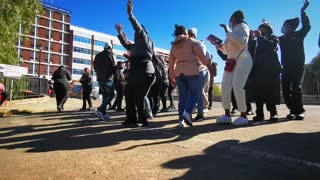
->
xmin=217 ymin=10 xmax=253 ymax=125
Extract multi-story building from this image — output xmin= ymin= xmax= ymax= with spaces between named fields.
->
xmin=70 ymin=25 xmax=169 ymax=87
xmin=17 ymin=3 xmax=72 ymax=78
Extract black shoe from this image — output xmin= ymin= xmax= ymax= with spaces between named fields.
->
xmin=138 ymin=122 xmax=149 ymax=127
xmin=57 ymin=106 xmax=62 ymax=113
xmin=116 ymin=108 xmax=125 ymax=112
xmin=253 ymin=115 xmax=264 ymax=122
xmin=160 ymin=108 xmax=169 ymax=113
xmin=246 ymin=111 xmax=254 ymax=116
xmin=194 ymin=115 xmax=205 ymax=122
xmin=80 ymin=108 xmax=86 ymax=111
xmin=87 ymin=107 xmax=93 ymax=111
xmin=270 ymin=114 xmax=279 ymax=121
xmin=122 ymin=121 xmax=138 ymax=126
xmin=208 ymin=107 xmax=213 ymax=110
xmin=287 ymin=113 xmax=296 ymax=120
xmin=231 ymin=109 xmax=239 ymax=114
xmin=295 ymin=113 xmax=305 ymax=120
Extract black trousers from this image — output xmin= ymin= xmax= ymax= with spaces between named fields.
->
xmin=54 ymin=81 xmax=69 ymax=109
xmin=125 ymin=74 xmax=155 ymax=124
xmin=148 ymin=81 xmax=161 ymax=115
xmin=255 ymin=100 xmax=277 ymax=117
xmin=112 ymin=83 xmax=124 ymax=110
xmin=282 ymin=69 xmax=305 ymax=114
xmin=82 ymin=87 xmax=92 ymax=109
xmin=160 ymin=82 xmax=169 ymax=110
xmin=208 ymin=87 xmax=213 ymax=108
xmin=168 ymin=83 xmax=176 ymax=108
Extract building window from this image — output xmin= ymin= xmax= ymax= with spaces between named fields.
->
xmin=72 ymin=69 xmax=83 ymax=75
xmin=94 ymin=40 xmax=106 ymax=47
xmin=73 ymin=47 xmax=91 ymax=54
xmin=94 ymin=50 xmax=100 ymax=55
xmin=44 ymin=65 xmax=49 ymax=75
xmin=113 ymin=44 xmax=126 ymax=51
xmin=116 ymin=54 xmax=126 ymax=61
xmin=73 ymin=58 xmax=91 ymax=65
xmin=73 ymin=35 xmax=91 ymax=44
xmin=28 ymin=63 xmax=33 ymax=74
xmin=63 ymin=56 xmax=68 ymax=66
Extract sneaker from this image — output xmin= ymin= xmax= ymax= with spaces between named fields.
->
xmin=217 ymin=115 xmax=232 ymax=124
xmin=296 ymin=113 xmax=305 ymax=120
xmin=203 ymin=108 xmax=209 ymax=113
xmin=178 ymin=120 xmax=185 ymax=128
xmin=160 ymin=108 xmax=169 ymax=113
xmin=208 ymin=107 xmax=213 ymax=110
xmin=103 ymin=114 xmax=111 ymax=120
xmin=94 ymin=110 xmax=104 ymax=121
xmin=270 ymin=114 xmax=279 ymax=121
xmin=182 ymin=112 xmax=193 ymax=127
xmin=138 ymin=122 xmax=148 ymax=127
xmin=80 ymin=108 xmax=86 ymax=111
xmin=253 ymin=115 xmax=264 ymax=122
xmin=87 ymin=108 xmax=93 ymax=111
xmin=246 ymin=111 xmax=255 ymax=116
xmin=233 ymin=116 xmax=249 ymax=126
xmin=57 ymin=106 xmax=62 ymax=113
xmin=194 ymin=115 xmax=205 ymax=122
xmin=287 ymin=113 xmax=296 ymax=120
xmin=231 ymin=109 xmax=239 ymax=114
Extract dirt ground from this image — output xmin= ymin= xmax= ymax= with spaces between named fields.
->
xmin=0 ymin=102 xmax=320 ymax=180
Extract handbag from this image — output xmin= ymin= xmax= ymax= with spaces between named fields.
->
xmin=224 ymin=46 xmax=246 ymax=72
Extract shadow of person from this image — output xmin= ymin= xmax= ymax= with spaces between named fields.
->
xmin=162 ymin=132 xmax=320 ymax=180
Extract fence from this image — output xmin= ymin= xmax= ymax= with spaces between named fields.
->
xmin=0 ymin=76 xmax=49 ymax=101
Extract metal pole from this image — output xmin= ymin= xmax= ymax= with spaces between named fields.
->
xmin=9 ymin=79 xmax=13 ymax=102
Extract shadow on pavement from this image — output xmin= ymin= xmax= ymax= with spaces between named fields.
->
xmin=162 ymin=132 xmax=320 ymax=180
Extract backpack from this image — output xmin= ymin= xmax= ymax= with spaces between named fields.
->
xmin=152 ymin=54 xmax=168 ymax=84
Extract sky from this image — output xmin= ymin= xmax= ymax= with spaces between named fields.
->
xmin=44 ymin=0 xmax=319 ymax=82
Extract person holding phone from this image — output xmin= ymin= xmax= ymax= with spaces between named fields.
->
xmin=115 ymin=0 xmax=155 ymax=127
xmin=248 ymin=21 xmax=281 ymax=121
xmin=216 ymin=10 xmax=253 ymax=125
xmin=279 ymin=0 xmax=311 ymax=120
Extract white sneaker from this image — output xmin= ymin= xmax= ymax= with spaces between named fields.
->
xmin=217 ymin=115 xmax=232 ymax=124
xmin=203 ymin=108 xmax=209 ymax=113
xmin=178 ymin=120 xmax=185 ymax=128
xmin=182 ymin=112 xmax=193 ymax=127
xmin=233 ymin=116 xmax=249 ymax=126
xmin=94 ymin=110 xmax=104 ymax=121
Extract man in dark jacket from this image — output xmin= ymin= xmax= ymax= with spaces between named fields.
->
xmin=115 ymin=0 xmax=155 ymax=127
xmin=111 ymin=61 xmax=125 ymax=111
xmin=80 ymin=67 xmax=93 ymax=111
xmin=93 ymin=42 xmax=116 ymax=120
xmin=279 ymin=0 xmax=311 ymax=120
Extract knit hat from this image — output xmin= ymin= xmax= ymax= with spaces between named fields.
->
xmin=104 ymin=42 xmax=111 ymax=49
xmin=231 ymin=10 xmax=245 ymax=21
xmin=284 ymin=17 xmax=300 ymax=31
xmin=188 ymin=27 xmax=198 ymax=38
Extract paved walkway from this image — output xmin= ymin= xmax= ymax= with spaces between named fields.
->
xmin=0 ymin=101 xmax=319 ymax=179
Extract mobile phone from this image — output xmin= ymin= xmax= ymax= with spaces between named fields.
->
xmin=207 ymin=34 xmax=223 ymax=46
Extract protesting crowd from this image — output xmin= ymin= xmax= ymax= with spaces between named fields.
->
xmin=50 ymin=0 xmax=311 ymax=128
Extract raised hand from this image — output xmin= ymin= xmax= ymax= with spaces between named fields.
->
xmin=115 ymin=24 xmax=123 ymax=34
xmin=127 ymin=0 xmax=133 ymax=16
xmin=220 ymin=24 xmax=228 ymax=33
xmin=301 ymin=0 xmax=310 ymax=13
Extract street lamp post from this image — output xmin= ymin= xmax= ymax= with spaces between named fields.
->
xmin=38 ymin=44 xmax=43 ymax=97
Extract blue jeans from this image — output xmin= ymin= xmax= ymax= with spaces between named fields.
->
xmin=98 ymin=80 xmax=115 ymax=115
xmin=197 ymin=70 xmax=208 ymax=116
xmin=176 ymin=74 xmax=203 ymax=120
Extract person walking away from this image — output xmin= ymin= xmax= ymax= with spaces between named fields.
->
xmin=279 ymin=0 xmax=311 ymax=120
xmin=169 ymin=25 xmax=211 ymax=128
xmin=167 ymin=68 xmax=177 ymax=111
xmin=112 ymin=61 xmax=125 ymax=112
xmin=52 ymin=66 xmax=72 ymax=112
xmin=248 ymin=21 xmax=281 ymax=121
xmin=115 ymin=0 xmax=155 ymax=127
xmin=80 ymin=67 xmax=93 ymax=111
xmin=93 ymin=42 xmax=116 ymax=120
xmin=216 ymin=10 xmax=253 ymax=125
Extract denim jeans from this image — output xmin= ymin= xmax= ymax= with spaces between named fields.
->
xmin=197 ymin=70 xmax=208 ymax=116
xmin=98 ymin=80 xmax=115 ymax=115
xmin=176 ymin=73 xmax=202 ymax=120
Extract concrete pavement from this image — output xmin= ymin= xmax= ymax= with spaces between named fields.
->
xmin=0 ymin=102 xmax=319 ymax=179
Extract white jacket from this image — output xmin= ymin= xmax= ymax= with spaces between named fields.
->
xmin=221 ymin=23 xmax=250 ymax=59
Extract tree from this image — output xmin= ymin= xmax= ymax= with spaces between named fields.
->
xmin=0 ymin=0 xmax=42 ymax=65
xmin=310 ymin=53 xmax=320 ymax=80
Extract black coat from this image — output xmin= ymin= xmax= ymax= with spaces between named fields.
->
xmin=247 ymin=35 xmax=281 ymax=104
xmin=80 ymin=73 xmax=93 ymax=89
xmin=93 ymin=49 xmax=116 ymax=82
xmin=279 ymin=12 xmax=311 ymax=71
